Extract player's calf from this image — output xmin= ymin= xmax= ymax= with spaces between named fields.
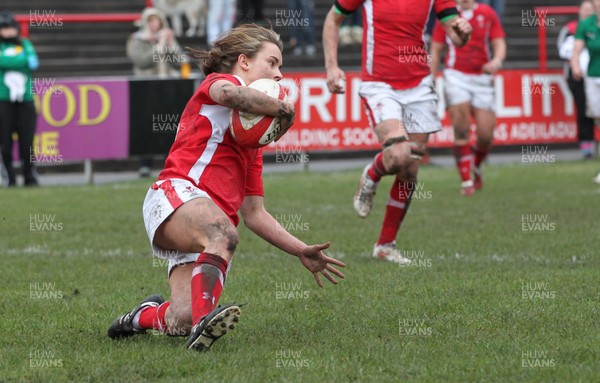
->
xmin=163 ymin=302 xmax=193 ymax=336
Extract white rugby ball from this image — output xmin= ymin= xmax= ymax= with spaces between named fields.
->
xmin=230 ymin=78 xmax=286 ymax=148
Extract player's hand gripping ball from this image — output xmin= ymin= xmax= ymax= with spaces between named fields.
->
xmin=230 ymin=78 xmax=286 ymax=148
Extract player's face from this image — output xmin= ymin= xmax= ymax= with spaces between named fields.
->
xmin=458 ymin=0 xmax=474 ymax=10
xmin=245 ymin=42 xmax=283 ymax=83
xmin=580 ymin=1 xmax=594 ymax=19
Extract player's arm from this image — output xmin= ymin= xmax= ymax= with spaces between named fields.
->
xmin=571 ymin=39 xmax=585 ymax=81
xmin=323 ymin=4 xmax=348 ymax=93
xmin=441 ymin=16 xmax=471 ymax=47
xmin=482 ymin=38 xmax=506 ymax=74
xmin=429 ymin=41 xmax=445 ymax=76
xmin=240 ymin=195 xmax=345 ymax=287
xmin=209 ymin=79 xmax=295 ymax=129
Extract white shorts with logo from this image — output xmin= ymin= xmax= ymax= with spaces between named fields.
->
xmin=359 ymin=76 xmax=441 ymax=134
xmin=584 ymin=76 xmax=600 ymax=118
xmin=443 ymin=68 xmax=495 ymax=111
xmin=142 ymin=178 xmax=211 ymax=275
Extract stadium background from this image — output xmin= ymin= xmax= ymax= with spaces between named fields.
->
xmin=2 ymin=0 xmax=590 ymax=177
xmin=4 ymin=2 xmax=600 ymax=382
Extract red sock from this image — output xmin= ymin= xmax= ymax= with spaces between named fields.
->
xmin=137 ymin=301 xmax=170 ymax=332
xmin=367 ymin=152 xmax=387 ymax=183
xmin=473 ymin=145 xmax=490 ymax=168
xmin=453 ymin=144 xmax=472 ymax=182
xmin=191 ymin=253 xmax=228 ymax=326
xmin=377 ymin=177 xmax=414 ymax=245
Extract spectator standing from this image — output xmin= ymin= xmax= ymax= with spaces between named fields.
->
xmin=207 ymin=0 xmax=236 ymax=46
xmin=558 ymin=0 xmax=595 ymax=159
xmin=288 ymin=0 xmax=316 ymax=56
xmin=571 ymin=0 xmax=600 ymax=182
xmin=0 ymin=11 xmax=39 ymax=187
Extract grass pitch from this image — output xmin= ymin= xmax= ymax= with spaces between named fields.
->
xmin=1 ymin=159 xmax=599 ymax=382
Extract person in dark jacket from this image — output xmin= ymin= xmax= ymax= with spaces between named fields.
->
xmin=0 ymin=11 xmax=39 ymax=186
xmin=558 ymin=0 xmax=595 ymax=159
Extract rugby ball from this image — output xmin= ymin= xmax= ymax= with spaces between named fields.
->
xmin=230 ymin=78 xmax=286 ymax=148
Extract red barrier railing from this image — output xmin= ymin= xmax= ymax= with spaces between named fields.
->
xmin=535 ymin=6 xmax=578 ymax=71
xmin=15 ymin=13 xmax=142 ymax=38
xmin=14 ymin=0 xmax=153 ymax=38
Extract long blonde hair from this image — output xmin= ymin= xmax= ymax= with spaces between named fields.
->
xmin=187 ymin=24 xmax=283 ymax=75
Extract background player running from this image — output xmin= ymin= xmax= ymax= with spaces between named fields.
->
xmin=107 ymin=24 xmax=345 ymax=351
xmin=430 ymin=0 xmax=506 ymax=196
xmin=323 ymin=0 xmax=472 ymax=263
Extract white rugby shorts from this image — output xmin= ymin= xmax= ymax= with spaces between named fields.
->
xmin=142 ymin=178 xmax=211 ymax=275
xmin=359 ymin=76 xmax=442 ymax=134
xmin=443 ymin=68 xmax=495 ymax=111
xmin=584 ymin=76 xmax=600 ymax=118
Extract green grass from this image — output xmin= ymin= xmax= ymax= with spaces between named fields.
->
xmin=1 ymin=160 xmax=599 ymax=382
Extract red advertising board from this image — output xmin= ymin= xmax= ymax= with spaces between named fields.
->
xmin=264 ymin=70 xmax=577 ymax=152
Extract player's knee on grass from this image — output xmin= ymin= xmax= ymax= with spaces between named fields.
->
xmin=383 ymin=141 xmax=412 ymax=174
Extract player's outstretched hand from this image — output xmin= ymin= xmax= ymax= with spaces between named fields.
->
xmin=326 ymin=67 xmax=346 ymax=94
xmin=299 ymin=242 xmax=346 ymax=287
xmin=451 ymin=17 xmax=472 ymax=44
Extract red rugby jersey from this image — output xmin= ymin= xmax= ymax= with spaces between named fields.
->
xmin=158 ymin=73 xmax=264 ymax=226
xmin=335 ymin=0 xmax=458 ymax=89
xmin=432 ymin=3 xmax=505 ymax=74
